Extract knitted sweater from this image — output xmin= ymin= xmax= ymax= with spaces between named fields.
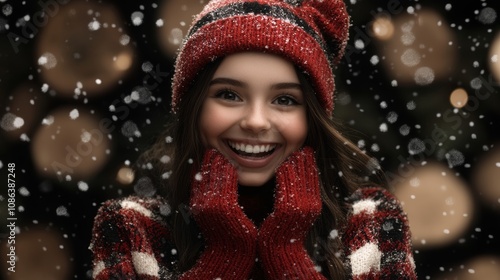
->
xmin=90 ymin=186 xmax=416 ymax=279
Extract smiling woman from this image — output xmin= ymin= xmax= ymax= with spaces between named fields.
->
xmin=90 ymin=0 xmax=417 ymax=279
xmin=199 ymin=52 xmax=307 ymax=186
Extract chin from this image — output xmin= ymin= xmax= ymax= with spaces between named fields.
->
xmin=237 ymin=173 xmax=274 ymax=187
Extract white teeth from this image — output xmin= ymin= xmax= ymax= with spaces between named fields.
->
xmin=245 ymin=145 xmax=253 ymax=153
xmin=228 ymin=141 xmax=276 ymax=154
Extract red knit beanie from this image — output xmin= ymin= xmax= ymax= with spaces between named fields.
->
xmin=171 ymin=0 xmax=350 ymax=116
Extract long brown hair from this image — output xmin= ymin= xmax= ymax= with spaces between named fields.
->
xmin=299 ymin=68 xmax=385 ymax=277
xmin=136 ymin=58 xmax=385 ymax=278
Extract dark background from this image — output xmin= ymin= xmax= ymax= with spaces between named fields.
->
xmin=1 ymin=0 xmax=499 ymax=279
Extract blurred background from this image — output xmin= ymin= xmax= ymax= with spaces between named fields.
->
xmin=0 ymin=0 xmax=499 ymax=279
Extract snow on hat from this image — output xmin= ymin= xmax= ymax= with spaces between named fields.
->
xmin=171 ymin=0 xmax=349 ymax=115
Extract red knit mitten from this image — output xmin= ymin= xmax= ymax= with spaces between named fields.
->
xmin=180 ymin=149 xmax=258 ymax=279
xmin=257 ymin=147 xmax=326 ymax=279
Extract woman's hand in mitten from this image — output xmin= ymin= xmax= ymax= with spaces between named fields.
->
xmin=257 ymin=146 xmax=326 ymax=279
xmin=180 ymin=149 xmax=257 ymax=279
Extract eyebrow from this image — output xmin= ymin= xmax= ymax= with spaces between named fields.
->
xmin=209 ymin=77 xmax=302 ymax=90
xmin=209 ymin=77 xmax=246 ymax=87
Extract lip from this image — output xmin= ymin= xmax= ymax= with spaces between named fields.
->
xmin=224 ymin=139 xmax=281 ymax=169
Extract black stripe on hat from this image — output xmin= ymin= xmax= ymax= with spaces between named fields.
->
xmin=283 ymin=0 xmax=305 ymax=7
xmin=187 ymin=1 xmax=339 ymax=66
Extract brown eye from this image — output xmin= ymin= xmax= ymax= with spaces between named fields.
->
xmin=215 ymin=89 xmax=241 ymax=101
xmin=274 ymin=95 xmax=298 ymax=106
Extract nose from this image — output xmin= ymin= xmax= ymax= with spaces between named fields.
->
xmin=240 ymin=104 xmax=272 ymax=133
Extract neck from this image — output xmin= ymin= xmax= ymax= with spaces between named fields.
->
xmin=238 ymin=178 xmax=275 ymax=227
xmin=239 ymin=177 xmax=276 ymax=191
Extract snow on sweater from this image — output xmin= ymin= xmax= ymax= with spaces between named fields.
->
xmin=90 ymin=186 xmax=417 ymax=279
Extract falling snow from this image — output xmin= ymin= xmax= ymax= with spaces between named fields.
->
xmin=406 ymin=101 xmax=416 ymax=110
xmin=129 ymin=86 xmax=153 ymax=104
xmin=81 ymin=130 xmax=92 ymax=143
xmin=119 ymin=34 xmax=131 ymax=45
xmin=2 ymin=4 xmax=12 ymax=16
xmin=131 ymin=11 xmax=144 ymax=26
xmin=162 ymin=171 xmax=172 ymax=179
xmin=408 ymin=138 xmax=426 ymax=155
xmin=401 ymin=49 xmax=421 ymax=67
xmin=134 ymin=177 xmax=156 ymax=197
xmin=69 ymin=109 xmax=79 ymax=120
xmin=78 ymin=181 xmax=89 ymax=192
xmin=445 ymin=149 xmax=465 ymax=168
xmin=169 ymin=28 xmax=183 ymax=45
xmin=379 ymin=123 xmax=388 ymax=132
xmin=56 ymin=206 xmax=70 ymax=217
xmin=399 ymin=125 xmax=410 ymax=136
xmin=142 ymin=61 xmax=154 ymax=72
xmin=42 ymin=116 xmax=54 ymax=125
xmin=160 ymin=155 xmax=171 ymax=164
xmin=19 ymin=186 xmax=30 ymax=196
xmin=88 ymin=19 xmax=101 ymax=31
xmin=478 ymin=7 xmax=497 ymax=24
xmin=38 ymin=52 xmax=57 ymax=69
xmin=121 ymin=121 xmax=141 ymax=137
xmin=382 ymin=220 xmax=394 ymax=232
xmin=1 ymin=113 xmax=24 ymax=131
xmin=194 ymin=172 xmax=203 ymax=181
xmin=387 ymin=112 xmax=398 ymax=123
xmin=159 ymin=204 xmax=171 ymax=216
xmin=414 ymin=67 xmax=435 ymax=85
xmin=41 ymin=83 xmax=49 ymax=92
xmin=354 ymin=39 xmax=365 ymax=50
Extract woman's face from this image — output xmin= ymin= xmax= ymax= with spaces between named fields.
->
xmin=199 ymin=52 xmax=308 ymax=186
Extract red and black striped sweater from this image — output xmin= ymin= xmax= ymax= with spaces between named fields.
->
xmin=90 ymin=186 xmax=416 ymax=279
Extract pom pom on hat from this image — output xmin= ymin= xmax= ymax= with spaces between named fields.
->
xmin=171 ymin=0 xmax=349 ymax=116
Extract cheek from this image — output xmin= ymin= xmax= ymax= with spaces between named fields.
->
xmin=199 ymin=104 xmax=231 ymax=146
xmin=278 ymin=112 xmax=308 ymax=147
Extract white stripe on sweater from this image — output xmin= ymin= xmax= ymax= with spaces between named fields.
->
xmin=93 ymin=260 xmax=105 ymax=278
xmin=352 ymin=199 xmax=380 ymax=215
xmin=132 ymin=251 xmax=160 ymax=276
xmin=121 ymin=199 xmax=152 ymax=218
xmin=349 ymin=242 xmax=382 ymax=276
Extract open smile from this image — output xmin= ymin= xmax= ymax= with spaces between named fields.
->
xmin=227 ymin=140 xmax=278 ymax=159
